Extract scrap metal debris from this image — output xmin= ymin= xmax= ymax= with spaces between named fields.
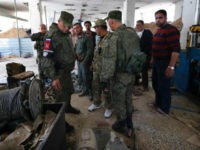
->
xmin=0 ymin=111 xmax=56 ymax=150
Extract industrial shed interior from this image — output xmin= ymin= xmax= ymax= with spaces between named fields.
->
xmin=0 ymin=0 xmax=199 ymax=150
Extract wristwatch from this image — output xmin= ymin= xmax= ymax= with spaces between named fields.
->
xmin=168 ymin=66 xmax=175 ymax=70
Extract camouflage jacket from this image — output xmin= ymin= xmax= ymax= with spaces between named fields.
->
xmin=75 ymin=33 xmax=93 ymax=63
xmin=97 ymin=32 xmax=118 ymax=82
xmin=31 ymin=32 xmax=45 ymax=51
xmin=114 ymin=25 xmax=140 ymax=73
xmin=105 ymin=25 xmax=140 ymax=85
xmin=43 ymin=23 xmax=75 ymax=80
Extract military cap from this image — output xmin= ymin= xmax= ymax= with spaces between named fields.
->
xmin=59 ymin=11 xmax=74 ymax=27
xmin=106 ymin=10 xmax=122 ymax=21
xmin=94 ymin=19 xmax=107 ymax=28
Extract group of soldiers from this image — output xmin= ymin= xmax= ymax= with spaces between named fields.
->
xmin=31 ymin=10 xmax=144 ymax=137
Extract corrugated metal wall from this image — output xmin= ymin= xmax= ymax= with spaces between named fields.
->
xmin=0 ymin=38 xmax=33 ymax=57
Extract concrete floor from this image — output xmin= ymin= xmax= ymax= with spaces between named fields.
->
xmin=0 ymin=56 xmax=200 ymax=150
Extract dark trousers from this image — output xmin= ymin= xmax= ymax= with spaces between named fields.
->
xmin=141 ymin=60 xmax=149 ymax=89
xmin=134 ymin=73 xmax=140 ymax=86
xmin=54 ymin=71 xmax=74 ymax=111
xmin=152 ymin=60 xmax=171 ymax=114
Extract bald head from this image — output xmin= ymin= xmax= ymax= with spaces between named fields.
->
xmin=40 ymin=24 xmax=47 ymax=34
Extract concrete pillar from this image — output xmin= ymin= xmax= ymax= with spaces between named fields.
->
xmin=180 ymin=0 xmax=199 ymax=49
xmin=195 ymin=0 xmax=200 ymax=24
xmin=174 ymin=0 xmax=183 ymax=20
xmin=122 ymin=0 xmax=135 ymax=27
xmin=29 ymin=0 xmax=42 ymax=34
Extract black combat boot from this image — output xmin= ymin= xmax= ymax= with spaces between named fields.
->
xmin=65 ymin=105 xmax=80 ymax=114
xmin=112 ymin=120 xmax=127 ymax=135
xmin=78 ymin=90 xmax=89 ymax=97
xmin=126 ymin=114 xmax=134 ymax=137
xmin=65 ymin=122 xmax=74 ymax=133
xmin=88 ymin=90 xmax=93 ymax=101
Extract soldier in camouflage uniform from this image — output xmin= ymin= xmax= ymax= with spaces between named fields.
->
xmin=42 ymin=11 xmax=80 ymax=132
xmin=87 ymin=19 xmax=117 ymax=118
xmin=31 ymin=24 xmax=47 ymax=80
xmin=105 ymin=10 xmax=140 ymax=137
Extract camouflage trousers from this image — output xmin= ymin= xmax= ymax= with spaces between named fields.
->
xmin=92 ymin=72 xmax=112 ymax=109
xmin=36 ymin=51 xmax=44 ymax=79
xmin=37 ymin=57 xmax=45 ymax=81
xmin=111 ymin=73 xmax=135 ymax=121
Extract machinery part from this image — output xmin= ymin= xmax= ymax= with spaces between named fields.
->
xmin=0 ymin=87 xmax=30 ymax=131
xmin=29 ymin=78 xmax=43 ymax=120
xmin=77 ymin=128 xmax=97 ymax=150
xmin=0 ymin=78 xmax=43 ymax=131
xmin=105 ymin=131 xmax=129 ymax=150
xmin=187 ymin=25 xmax=200 ymax=48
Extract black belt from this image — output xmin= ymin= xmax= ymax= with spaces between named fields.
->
xmin=154 ymin=58 xmax=170 ymax=61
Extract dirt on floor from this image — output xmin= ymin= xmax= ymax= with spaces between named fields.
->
xmin=65 ymin=87 xmax=200 ymax=150
xmin=65 ymin=94 xmax=135 ymax=150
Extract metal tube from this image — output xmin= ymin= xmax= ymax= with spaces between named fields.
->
xmin=38 ymin=0 xmax=43 ymax=24
xmin=195 ymin=0 xmax=200 ymax=24
xmin=44 ymin=6 xmax=47 ymax=27
xmin=53 ymin=11 xmax=56 ymax=23
xmin=14 ymin=0 xmax=22 ymax=57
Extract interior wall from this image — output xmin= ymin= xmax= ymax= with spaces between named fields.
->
xmin=135 ymin=2 xmax=175 ymax=26
xmin=174 ymin=0 xmax=183 ymax=20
